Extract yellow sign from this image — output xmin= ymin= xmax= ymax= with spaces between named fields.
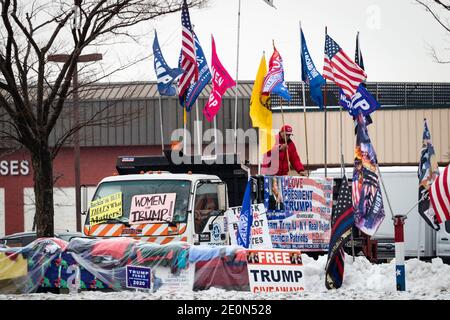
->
xmin=0 ymin=252 xmax=27 ymax=280
xmin=89 ymin=192 xmax=123 ymax=226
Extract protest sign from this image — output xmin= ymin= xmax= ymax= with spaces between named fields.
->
xmin=264 ymin=176 xmax=333 ymax=251
xmin=126 ymin=265 xmax=152 ymax=290
xmin=129 ymin=193 xmax=176 ymax=225
xmin=246 ymin=249 xmax=304 ymax=293
xmin=227 ymin=204 xmax=273 ymax=249
xmin=89 ymin=192 xmax=123 ymax=226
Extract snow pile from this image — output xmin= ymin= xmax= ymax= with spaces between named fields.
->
xmin=1 ymin=255 xmax=450 ymax=300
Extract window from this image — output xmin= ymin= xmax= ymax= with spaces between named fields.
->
xmin=194 ymin=183 xmax=219 ymax=234
xmin=88 ymin=180 xmax=191 ymax=224
xmin=445 ymin=221 xmax=450 ymax=234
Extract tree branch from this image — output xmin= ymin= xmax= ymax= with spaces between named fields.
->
xmin=416 ymin=0 xmax=450 ymax=32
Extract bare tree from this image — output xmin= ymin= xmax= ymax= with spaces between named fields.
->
xmin=416 ymin=0 xmax=450 ymax=63
xmin=0 ymin=0 xmax=208 ymax=237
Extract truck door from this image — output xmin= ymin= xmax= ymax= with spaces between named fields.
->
xmin=436 ymin=221 xmax=450 ymax=257
xmin=192 ymin=181 xmax=228 ymax=246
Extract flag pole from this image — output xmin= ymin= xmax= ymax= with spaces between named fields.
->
xmin=233 ymin=0 xmax=242 ymax=155
xmin=417 ymin=216 xmax=423 ymax=260
xmin=196 ymin=101 xmax=202 ymax=156
xmin=299 ymin=21 xmax=310 ymax=177
xmin=324 ymin=26 xmax=328 ymax=178
xmin=192 ymin=24 xmax=202 ymax=157
xmin=272 ymin=38 xmax=291 ymax=177
xmin=158 ymin=95 xmax=165 ymax=155
xmin=280 ymin=99 xmax=291 ymax=176
xmin=376 ymin=165 xmax=395 ymax=220
xmin=214 ymin=116 xmax=218 ymax=157
xmin=341 ymin=153 xmax=355 ymax=261
xmin=257 ymin=128 xmax=261 ymax=175
xmin=340 ymin=106 xmax=344 ymax=177
xmin=183 ymin=107 xmax=187 ymax=154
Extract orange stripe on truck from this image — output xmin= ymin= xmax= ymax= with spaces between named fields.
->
xmin=100 ymin=224 xmax=114 ymax=236
xmin=112 ymin=225 xmax=125 ymax=237
xmin=160 ymin=237 xmax=174 ymax=245
xmin=143 ymin=224 xmax=162 ymax=236
xmin=178 ymin=225 xmax=187 ymax=234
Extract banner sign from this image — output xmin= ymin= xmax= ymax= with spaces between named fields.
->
xmin=59 ymin=253 xmax=194 ymax=293
xmin=339 ymin=85 xmax=380 ymax=116
xmin=246 ymin=249 xmax=304 ymax=293
xmin=264 ymin=176 xmax=333 ymax=251
xmin=89 ymin=192 xmax=123 ymax=226
xmin=129 ymin=193 xmax=177 ymax=225
xmin=227 ymin=204 xmax=273 ymax=249
xmin=126 ymin=265 xmax=152 ymax=290
xmin=154 ymin=265 xmax=195 ymax=292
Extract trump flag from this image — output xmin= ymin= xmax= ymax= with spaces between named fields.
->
xmin=203 ymin=35 xmax=236 ymax=122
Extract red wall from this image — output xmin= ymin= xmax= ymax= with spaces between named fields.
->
xmin=0 ymin=146 xmax=163 ymax=235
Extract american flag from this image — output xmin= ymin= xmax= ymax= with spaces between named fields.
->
xmin=325 ymin=177 xmax=354 ymax=290
xmin=323 ymin=34 xmax=367 ymax=98
xmin=430 ymin=165 xmax=450 ymax=224
xmin=178 ymin=0 xmax=198 ymax=102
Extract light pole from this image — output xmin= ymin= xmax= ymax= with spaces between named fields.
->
xmin=48 ymin=53 xmax=102 ymax=232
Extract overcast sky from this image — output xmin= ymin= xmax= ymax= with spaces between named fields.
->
xmin=101 ymin=0 xmax=450 ymax=83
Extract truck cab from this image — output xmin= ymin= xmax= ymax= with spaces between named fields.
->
xmin=83 ymin=172 xmax=229 ymax=245
xmin=82 ymin=154 xmax=249 ymax=246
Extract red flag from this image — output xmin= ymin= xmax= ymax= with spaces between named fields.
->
xmin=203 ymin=36 xmax=236 ymax=122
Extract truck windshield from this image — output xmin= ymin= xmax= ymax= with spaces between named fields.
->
xmin=89 ymin=180 xmax=191 ymax=224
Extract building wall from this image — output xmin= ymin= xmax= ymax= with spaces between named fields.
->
xmin=273 ymin=107 xmax=450 ymax=167
xmin=46 ymin=97 xmax=252 ymax=149
xmin=0 ymin=188 xmax=4 ymax=237
xmin=0 ymin=145 xmax=162 ymax=235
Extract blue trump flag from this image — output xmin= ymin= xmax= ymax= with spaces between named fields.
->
xmin=181 ymin=32 xmax=212 ymax=112
xmin=301 ymin=29 xmax=326 ymax=108
xmin=237 ymin=180 xmax=253 ymax=248
xmin=153 ymin=31 xmax=184 ymax=96
xmin=339 ymin=85 xmax=380 ymax=116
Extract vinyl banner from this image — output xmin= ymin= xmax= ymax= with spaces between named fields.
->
xmin=264 ymin=176 xmax=333 ymax=251
xmin=246 ymin=249 xmax=304 ymax=293
xmin=227 ymin=204 xmax=273 ymax=249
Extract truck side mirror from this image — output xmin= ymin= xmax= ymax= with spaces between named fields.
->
xmin=217 ymin=183 xmax=227 ymax=212
xmin=80 ymin=185 xmax=88 ymax=215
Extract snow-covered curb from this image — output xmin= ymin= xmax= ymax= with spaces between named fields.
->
xmin=1 ymin=255 xmax=450 ymax=300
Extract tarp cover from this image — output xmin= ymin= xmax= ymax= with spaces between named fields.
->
xmin=0 ymin=238 xmax=249 ymax=294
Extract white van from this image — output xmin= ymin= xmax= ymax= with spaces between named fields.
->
xmin=311 ymin=167 xmax=450 ymax=261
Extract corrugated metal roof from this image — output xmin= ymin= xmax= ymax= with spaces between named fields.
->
xmin=76 ymin=81 xmax=256 ymax=101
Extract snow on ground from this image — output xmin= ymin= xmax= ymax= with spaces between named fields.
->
xmin=1 ymin=254 xmax=450 ymax=300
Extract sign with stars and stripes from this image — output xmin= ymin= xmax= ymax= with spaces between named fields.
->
xmin=263 ymin=176 xmax=334 ymax=251
xmin=323 ymin=34 xmax=367 ymax=98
